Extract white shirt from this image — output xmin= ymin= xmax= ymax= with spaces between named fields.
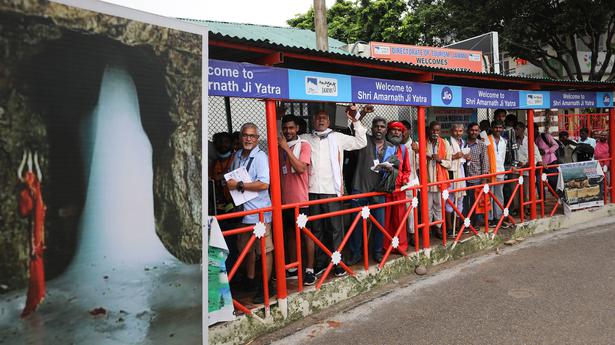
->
xmin=493 ymin=136 xmax=507 ymax=173
xmin=301 ymin=122 xmax=367 ymax=195
xmin=579 ymin=137 xmax=596 ymax=149
xmin=518 ymin=136 xmax=542 ymax=176
xmin=404 ymin=138 xmax=419 ymax=184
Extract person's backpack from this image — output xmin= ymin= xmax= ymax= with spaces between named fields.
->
xmin=553 ymin=138 xmax=566 ymax=163
xmin=574 ymin=143 xmax=595 ymax=162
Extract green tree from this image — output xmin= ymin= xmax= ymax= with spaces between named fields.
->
xmin=288 ymin=0 xmax=615 ymax=81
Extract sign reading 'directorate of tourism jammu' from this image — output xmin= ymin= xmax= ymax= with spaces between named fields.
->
xmin=557 ymin=160 xmax=605 ymax=215
xmin=208 ymin=59 xmax=289 ymax=98
xmin=351 ymin=76 xmax=430 ymax=106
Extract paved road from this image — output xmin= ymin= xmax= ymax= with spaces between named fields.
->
xmin=264 ymin=217 xmax=615 ymax=345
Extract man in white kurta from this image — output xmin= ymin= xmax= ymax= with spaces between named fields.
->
xmin=300 ymin=108 xmax=367 ymax=277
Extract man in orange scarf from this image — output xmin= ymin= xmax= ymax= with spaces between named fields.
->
xmin=426 ymin=121 xmax=452 ymax=239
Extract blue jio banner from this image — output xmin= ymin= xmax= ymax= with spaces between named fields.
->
xmin=208 ymin=59 xmax=289 ymax=98
xmin=550 ymin=91 xmax=596 ymax=108
xmin=351 ymin=76 xmax=430 ymax=105
xmin=462 ymin=87 xmax=518 ymax=108
xmin=288 ymin=69 xmax=352 ymax=102
xmin=431 ymin=84 xmax=462 ymax=107
xmin=596 ymin=92 xmax=614 ymax=108
xmin=518 ymin=91 xmax=551 ymax=109
xmin=208 ymin=59 xmax=614 ymax=109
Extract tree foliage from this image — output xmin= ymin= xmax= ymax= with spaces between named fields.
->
xmin=287 ymin=0 xmax=615 ymax=80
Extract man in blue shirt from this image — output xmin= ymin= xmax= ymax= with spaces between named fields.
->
xmin=227 ymin=123 xmax=273 ymax=303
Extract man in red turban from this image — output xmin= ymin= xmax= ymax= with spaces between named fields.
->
xmin=383 ymin=122 xmax=411 ymax=254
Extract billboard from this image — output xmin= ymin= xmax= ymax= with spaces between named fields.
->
xmin=369 ymin=42 xmax=484 ymax=72
xmin=0 ymin=1 xmax=206 ymax=344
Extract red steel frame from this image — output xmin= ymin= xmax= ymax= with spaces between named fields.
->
xmin=558 ymin=113 xmax=609 ymax=138
xmin=213 ymin=103 xmax=615 ymax=316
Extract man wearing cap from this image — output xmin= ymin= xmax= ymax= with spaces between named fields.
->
xmin=383 ymin=121 xmax=411 ymax=254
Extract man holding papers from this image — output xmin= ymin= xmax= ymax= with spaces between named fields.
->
xmin=227 ymin=123 xmax=273 ymax=304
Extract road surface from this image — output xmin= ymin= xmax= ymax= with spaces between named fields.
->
xmin=262 ymin=217 xmax=615 ymax=345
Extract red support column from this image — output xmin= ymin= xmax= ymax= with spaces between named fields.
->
xmin=609 ymin=107 xmax=615 ymax=203
xmin=527 ymin=109 xmax=537 ymax=220
xmin=265 ymin=99 xmax=287 ymax=300
xmin=417 ymin=106 xmax=430 ymax=250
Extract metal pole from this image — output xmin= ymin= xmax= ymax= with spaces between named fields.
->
xmin=609 ymin=107 xmax=615 ymax=203
xmin=417 ymin=106 xmax=430 ymax=251
xmin=264 ymin=100 xmax=288 ymax=306
xmin=224 ymin=96 xmax=232 ymax=133
xmin=527 ymin=109 xmax=537 ymax=220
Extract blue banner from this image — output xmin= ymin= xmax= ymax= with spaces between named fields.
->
xmin=518 ymin=91 xmax=550 ymax=109
xmin=462 ymin=87 xmax=518 ymax=108
xmin=207 ymin=59 xmax=613 ymax=109
xmin=551 ymin=91 xmax=596 ymax=108
xmin=208 ymin=60 xmax=289 ymax=99
xmin=288 ymin=70 xmax=351 ymax=102
xmin=596 ymin=92 xmax=614 ymax=108
xmin=431 ymin=84 xmax=462 ymax=107
xmin=350 ymin=76 xmax=430 ymax=105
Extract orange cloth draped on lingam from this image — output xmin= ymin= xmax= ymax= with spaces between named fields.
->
xmin=18 ymin=171 xmax=46 ymax=318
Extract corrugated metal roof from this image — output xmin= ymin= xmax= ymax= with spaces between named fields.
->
xmin=185 ymin=19 xmax=351 ymax=55
xmin=197 ymin=19 xmax=615 ymax=88
xmin=208 ymin=31 xmax=615 ymax=89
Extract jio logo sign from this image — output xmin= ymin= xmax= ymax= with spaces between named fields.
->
xmin=441 ymin=87 xmax=453 ymax=105
xmin=603 ymin=94 xmax=611 ymax=106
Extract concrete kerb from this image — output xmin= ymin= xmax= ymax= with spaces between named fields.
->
xmin=208 ymin=204 xmax=615 ymax=345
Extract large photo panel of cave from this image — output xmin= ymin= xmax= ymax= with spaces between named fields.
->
xmin=0 ymin=1 xmax=206 ymax=344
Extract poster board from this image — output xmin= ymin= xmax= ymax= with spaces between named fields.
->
xmin=557 ymin=160 xmax=605 ymax=215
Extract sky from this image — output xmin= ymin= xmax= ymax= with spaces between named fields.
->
xmin=103 ymin=0 xmax=336 ymax=26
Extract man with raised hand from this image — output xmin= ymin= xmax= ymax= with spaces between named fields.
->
xmin=301 ymin=105 xmax=367 ymax=277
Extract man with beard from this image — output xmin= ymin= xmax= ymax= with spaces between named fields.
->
xmin=300 ymin=106 xmax=367 ymax=277
xmin=348 ymin=117 xmax=397 ymax=265
xmin=426 ymin=121 xmax=452 ymax=239
xmin=383 ymin=121 xmax=411 ymax=253
xmin=278 ymin=114 xmax=316 ymax=285
xmin=401 ymin=120 xmax=419 ymax=246
xmin=445 ymin=124 xmax=469 ymax=236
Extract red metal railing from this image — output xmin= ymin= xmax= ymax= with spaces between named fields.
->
xmin=211 ymin=106 xmax=615 ymax=318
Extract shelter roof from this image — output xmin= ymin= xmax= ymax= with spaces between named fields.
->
xmin=195 ymin=19 xmax=615 ymax=91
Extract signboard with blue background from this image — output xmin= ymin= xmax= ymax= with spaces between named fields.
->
xmin=209 ymin=59 xmax=614 ymax=109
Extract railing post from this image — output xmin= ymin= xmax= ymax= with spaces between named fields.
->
xmin=610 ymin=107 xmax=615 ymax=203
xmin=417 ymin=106 xmax=431 ymax=253
xmin=264 ymin=99 xmax=288 ymax=315
xmin=527 ymin=109 xmax=537 ymax=220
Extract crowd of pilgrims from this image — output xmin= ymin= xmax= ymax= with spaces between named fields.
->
xmin=208 ymin=105 xmax=609 ymax=303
